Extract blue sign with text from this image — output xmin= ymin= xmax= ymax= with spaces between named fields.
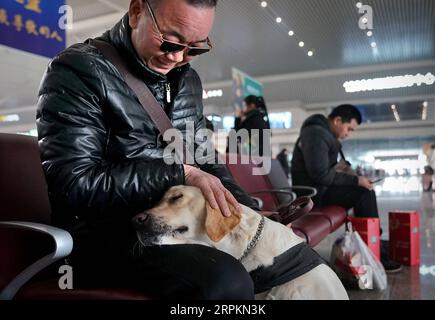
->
xmin=0 ymin=0 xmax=66 ymax=58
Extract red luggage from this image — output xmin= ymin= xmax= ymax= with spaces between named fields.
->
xmin=349 ymin=217 xmax=381 ymax=260
xmin=389 ymin=211 xmax=420 ymax=266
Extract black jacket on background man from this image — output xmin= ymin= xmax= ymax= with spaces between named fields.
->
xmin=291 ymin=114 xmax=358 ymax=205
xmin=36 ymin=15 xmax=257 ymax=250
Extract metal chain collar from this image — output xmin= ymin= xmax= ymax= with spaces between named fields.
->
xmin=238 ymin=215 xmax=265 ymax=262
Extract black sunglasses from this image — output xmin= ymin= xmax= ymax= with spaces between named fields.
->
xmin=144 ymin=0 xmax=213 ymax=56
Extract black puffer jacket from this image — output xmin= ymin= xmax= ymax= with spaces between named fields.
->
xmin=291 ymin=114 xmax=358 ymax=205
xmin=36 ymin=15 xmax=257 ymax=243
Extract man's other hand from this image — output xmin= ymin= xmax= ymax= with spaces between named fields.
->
xmin=358 ymin=176 xmax=374 ymax=190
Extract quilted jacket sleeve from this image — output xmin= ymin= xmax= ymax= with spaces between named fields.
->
xmin=300 ymin=126 xmax=358 ymax=187
xmin=36 ymin=47 xmax=184 ymax=219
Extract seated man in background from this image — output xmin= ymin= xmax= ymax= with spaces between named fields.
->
xmin=423 ymin=165 xmax=434 ymax=191
xmin=291 ymin=104 xmax=402 ymax=272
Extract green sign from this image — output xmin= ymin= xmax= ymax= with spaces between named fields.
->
xmin=244 ymin=76 xmax=263 ymax=97
xmin=232 ymin=67 xmax=264 ymax=114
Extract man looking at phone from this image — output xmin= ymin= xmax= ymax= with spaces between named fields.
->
xmin=291 ymin=105 xmax=402 ymax=272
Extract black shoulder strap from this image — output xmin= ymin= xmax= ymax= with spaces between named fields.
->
xmin=90 ymin=39 xmax=174 ymax=137
xmin=339 ymin=148 xmax=351 ymax=166
xmin=90 ymin=39 xmax=193 ymax=164
xmin=339 ymin=149 xmax=346 ymax=161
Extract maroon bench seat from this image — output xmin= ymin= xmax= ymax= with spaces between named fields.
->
xmin=15 ymin=280 xmax=151 ymax=300
xmin=0 ymin=133 xmax=154 ymax=300
xmin=310 ymin=206 xmax=347 ymax=233
xmin=291 ymin=207 xmax=347 ymax=247
xmin=291 ymin=214 xmax=332 ymax=247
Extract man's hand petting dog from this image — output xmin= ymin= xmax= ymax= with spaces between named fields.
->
xmin=184 ymin=165 xmax=242 ymax=217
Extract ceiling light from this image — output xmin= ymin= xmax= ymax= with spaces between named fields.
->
xmin=261 ymin=1 xmax=267 ymax=8
xmin=367 ymin=31 xmax=373 ymax=37
xmin=391 ymin=105 xmax=401 ymax=122
xmin=299 ymin=41 xmax=304 ymax=47
xmin=343 ymin=72 xmax=435 ymax=93
xmin=356 ymin=2 xmax=363 ymax=8
xmin=422 ymin=101 xmax=428 ymax=121
xmin=276 ymin=17 xmax=282 ymax=23
xmin=0 ymin=114 xmax=20 ymax=123
xmin=203 ymin=89 xmax=223 ymax=100
xmin=288 ymin=30 xmax=294 ymax=36
xmin=307 ymin=50 xmax=314 ymax=57
xmin=371 ymin=42 xmax=377 ymax=48
xmin=422 ymin=103 xmax=428 ymax=121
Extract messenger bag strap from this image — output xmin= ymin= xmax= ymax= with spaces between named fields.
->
xmin=90 ymin=39 xmax=192 ymax=163
xmin=339 ymin=148 xmax=350 ymax=165
xmin=89 ymin=39 xmax=174 ymax=137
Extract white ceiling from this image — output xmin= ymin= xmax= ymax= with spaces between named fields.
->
xmin=0 ymin=45 xmax=49 ymax=111
xmin=196 ymin=0 xmax=435 ymax=82
xmin=0 ymin=0 xmax=434 ymax=131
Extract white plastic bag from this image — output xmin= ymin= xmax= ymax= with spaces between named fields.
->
xmin=330 ymin=223 xmax=387 ymax=290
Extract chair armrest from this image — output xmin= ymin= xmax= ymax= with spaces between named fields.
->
xmin=277 ymin=186 xmax=318 ymax=198
xmin=250 ymin=197 xmax=264 ymax=210
xmin=249 ymin=189 xmax=297 ymax=201
xmin=0 ymin=221 xmax=73 ymax=300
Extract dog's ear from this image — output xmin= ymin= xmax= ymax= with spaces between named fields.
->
xmin=205 ymin=203 xmax=241 ymax=242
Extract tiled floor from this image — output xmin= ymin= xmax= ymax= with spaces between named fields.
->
xmin=314 ymin=176 xmax=435 ymax=300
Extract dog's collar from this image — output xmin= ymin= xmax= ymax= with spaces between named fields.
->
xmin=239 ymin=215 xmax=265 ymax=262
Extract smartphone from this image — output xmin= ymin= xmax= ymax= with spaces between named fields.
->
xmin=371 ymin=178 xmax=384 ymax=184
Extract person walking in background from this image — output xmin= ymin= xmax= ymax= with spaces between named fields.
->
xmin=423 ymin=165 xmax=434 ymax=192
xmin=232 ymin=95 xmax=270 ymax=157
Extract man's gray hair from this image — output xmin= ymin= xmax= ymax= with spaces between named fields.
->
xmin=148 ymin=0 xmax=218 ymax=8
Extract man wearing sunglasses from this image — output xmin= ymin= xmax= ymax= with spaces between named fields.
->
xmin=37 ymin=0 xmax=258 ymax=299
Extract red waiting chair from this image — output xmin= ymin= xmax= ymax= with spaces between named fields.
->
xmin=0 ymin=133 xmax=150 ymax=300
xmin=224 ymin=154 xmax=311 ymax=212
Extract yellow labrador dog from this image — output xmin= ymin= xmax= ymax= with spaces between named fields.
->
xmin=133 ymin=185 xmax=349 ymax=300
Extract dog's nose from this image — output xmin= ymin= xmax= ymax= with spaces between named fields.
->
xmin=132 ymin=213 xmax=151 ymax=228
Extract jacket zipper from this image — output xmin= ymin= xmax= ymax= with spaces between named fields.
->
xmin=165 ymin=83 xmax=171 ymax=103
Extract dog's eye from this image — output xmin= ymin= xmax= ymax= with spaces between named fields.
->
xmin=174 ymin=226 xmax=189 ymax=234
xmin=168 ymin=194 xmax=183 ymax=204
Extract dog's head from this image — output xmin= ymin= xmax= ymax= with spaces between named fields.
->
xmin=132 ymin=186 xmax=241 ymax=246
